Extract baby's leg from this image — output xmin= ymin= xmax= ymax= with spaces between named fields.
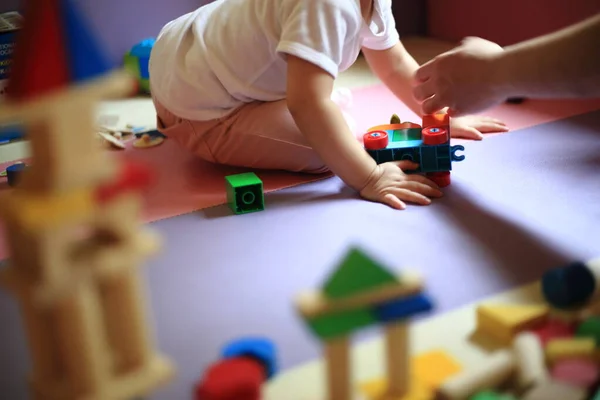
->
xmin=202 ymin=100 xmax=330 ymax=174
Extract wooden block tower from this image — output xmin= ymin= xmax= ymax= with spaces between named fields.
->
xmin=0 ymin=0 xmax=174 ymax=398
xmin=295 ymin=247 xmax=434 ymax=399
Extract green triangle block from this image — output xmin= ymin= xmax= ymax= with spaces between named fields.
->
xmin=306 ymin=307 xmax=377 ymax=339
xmin=322 ymin=247 xmax=399 ymax=299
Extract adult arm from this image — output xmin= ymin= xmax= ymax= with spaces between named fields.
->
xmin=414 ymin=13 xmax=600 ymax=115
xmin=496 ymin=13 xmax=600 ymax=98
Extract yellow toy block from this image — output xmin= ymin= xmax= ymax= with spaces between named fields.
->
xmin=360 ymin=377 xmax=431 ymax=400
xmin=1 ymin=188 xmax=93 ymax=230
xmin=360 ymin=350 xmax=463 ymax=400
xmin=475 ymin=303 xmax=549 ymax=345
xmin=413 ymin=350 xmax=463 ymax=391
xmin=546 ymin=337 xmax=596 ymax=364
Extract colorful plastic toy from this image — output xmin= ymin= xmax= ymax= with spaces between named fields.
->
xmin=124 ymin=37 xmax=154 ymax=93
xmin=363 ymin=112 xmax=465 ymax=187
xmin=194 ymin=337 xmax=278 ymax=400
xmin=225 ymin=172 xmax=265 ymax=215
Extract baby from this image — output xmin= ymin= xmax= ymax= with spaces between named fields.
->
xmin=149 ymin=0 xmax=508 ymax=210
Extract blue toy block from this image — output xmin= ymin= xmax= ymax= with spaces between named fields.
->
xmin=364 ymin=121 xmax=465 ymax=177
xmin=130 ymin=38 xmax=155 ymax=58
xmin=373 ymin=293 xmax=434 ymax=323
xmin=367 ymin=143 xmax=464 ymax=174
xmin=5 ymin=162 xmax=27 ymax=187
xmin=221 ymin=337 xmax=278 ymax=379
xmin=542 ymin=261 xmax=596 ymax=310
xmin=124 ymin=38 xmax=155 ymax=92
xmin=129 ymin=38 xmax=154 ymax=79
xmin=60 ymin=0 xmax=113 ymax=82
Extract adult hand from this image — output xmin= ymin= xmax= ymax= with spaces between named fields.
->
xmin=412 ymin=37 xmax=508 ymax=116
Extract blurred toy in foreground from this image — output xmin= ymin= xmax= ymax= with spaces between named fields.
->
xmin=363 ymin=111 xmax=465 ymax=187
xmin=0 ymin=0 xmax=174 ymax=398
xmin=195 ymin=337 xmax=278 ymax=400
xmin=295 ymin=246 xmax=434 ymax=400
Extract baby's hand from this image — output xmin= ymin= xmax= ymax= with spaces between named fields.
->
xmin=450 ymin=115 xmax=509 ymax=140
xmin=360 ymin=161 xmax=443 ymax=210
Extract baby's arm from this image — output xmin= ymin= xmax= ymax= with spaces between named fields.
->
xmin=286 ymin=54 xmax=378 ymax=191
xmin=362 ymin=41 xmax=423 ymax=117
xmin=286 ymin=54 xmax=442 ymax=208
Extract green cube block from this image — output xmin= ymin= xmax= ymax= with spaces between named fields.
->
xmin=225 ymin=172 xmax=265 ymax=214
xmin=306 ymin=307 xmax=378 ymax=339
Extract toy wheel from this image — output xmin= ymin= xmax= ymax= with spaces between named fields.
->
xmin=422 ymin=127 xmax=448 ymax=146
xmin=363 ymin=131 xmax=389 ymax=150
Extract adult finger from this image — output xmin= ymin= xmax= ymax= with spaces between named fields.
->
xmin=412 ymin=80 xmax=436 ymax=102
xmin=382 ymin=193 xmax=406 ymax=210
xmin=414 ymin=61 xmax=433 ymax=83
xmin=421 ymin=95 xmax=447 ymax=115
xmin=399 ymin=181 xmax=444 ymax=198
xmin=390 ymin=188 xmax=432 ymax=206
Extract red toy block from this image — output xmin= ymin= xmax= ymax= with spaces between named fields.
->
xmin=427 ymin=171 xmax=451 ymax=188
xmin=530 ymin=319 xmax=576 ymax=346
xmin=7 ymin=0 xmax=69 ymax=101
xmin=95 ymin=160 xmax=154 ymax=203
xmin=194 ymin=357 xmax=265 ymax=400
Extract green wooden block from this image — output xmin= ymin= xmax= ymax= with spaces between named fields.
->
xmin=576 ymin=316 xmax=600 ymax=346
xmin=322 ymin=247 xmax=398 ymax=299
xmin=306 ymin=307 xmax=378 ymax=339
xmin=225 ymin=172 xmax=264 ymax=215
xmin=390 ymin=114 xmax=401 ymax=124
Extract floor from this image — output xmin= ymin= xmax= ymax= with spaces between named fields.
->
xmin=0 ymin=37 xmax=457 ymax=163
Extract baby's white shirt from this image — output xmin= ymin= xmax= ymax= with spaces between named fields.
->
xmin=149 ymin=0 xmax=400 ymax=121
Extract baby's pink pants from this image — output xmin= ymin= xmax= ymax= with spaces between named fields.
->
xmin=153 ymin=97 xmax=331 ymax=174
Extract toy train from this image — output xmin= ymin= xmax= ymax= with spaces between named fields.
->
xmin=362 ymin=112 xmax=465 ymax=187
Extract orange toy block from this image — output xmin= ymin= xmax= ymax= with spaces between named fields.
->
xmin=360 ymin=350 xmax=463 ymax=400
xmin=422 ymin=112 xmax=449 ymax=129
xmin=475 ymin=303 xmax=549 ymax=345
